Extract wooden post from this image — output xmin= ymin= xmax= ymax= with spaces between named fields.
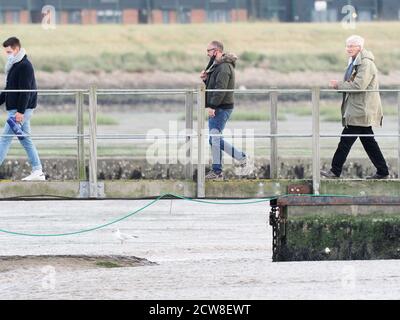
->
xmin=197 ymin=84 xmax=206 ymax=198
xmin=185 ymin=90 xmax=194 ymax=180
xmin=76 ymin=91 xmax=86 ymax=181
xmin=88 ymin=85 xmax=98 ymax=198
xmin=312 ymin=87 xmax=321 ymax=195
xmin=270 ymin=90 xmax=278 ymax=179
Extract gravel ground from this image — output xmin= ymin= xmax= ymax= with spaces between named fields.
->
xmin=1 ymin=199 xmax=400 ymax=300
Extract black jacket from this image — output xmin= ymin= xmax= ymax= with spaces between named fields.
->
xmin=0 ymin=55 xmax=37 ymax=114
xmin=205 ymin=53 xmax=237 ymax=109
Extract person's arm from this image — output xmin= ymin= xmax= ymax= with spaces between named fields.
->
xmin=16 ymin=63 xmax=34 ymax=114
xmin=200 ymin=70 xmax=208 ymax=83
xmin=337 ymin=60 xmax=374 ymax=92
xmin=208 ymin=65 xmax=230 ymax=109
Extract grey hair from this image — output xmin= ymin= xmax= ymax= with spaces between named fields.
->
xmin=346 ymin=35 xmax=364 ymax=49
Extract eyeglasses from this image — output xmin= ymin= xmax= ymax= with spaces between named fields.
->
xmin=207 ymin=48 xmax=217 ymax=52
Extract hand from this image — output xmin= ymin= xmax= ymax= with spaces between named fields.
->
xmin=200 ymin=70 xmax=207 ymax=81
xmin=15 ymin=112 xmax=24 ymax=123
xmin=329 ymin=80 xmax=339 ymax=89
xmin=206 ymin=108 xmax=215 ymax=118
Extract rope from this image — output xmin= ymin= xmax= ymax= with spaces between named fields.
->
xmin=0 ymin=192 xmax=355 ymax=237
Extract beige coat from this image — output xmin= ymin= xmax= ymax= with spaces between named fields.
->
xmin=338 ymin=49 xmax=383 ymax=127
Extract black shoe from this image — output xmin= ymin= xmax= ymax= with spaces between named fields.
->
xmin=366 ymin=173 xmax=389 ymax=180
xmin=320 ymin=170 xmax=339 ymax=178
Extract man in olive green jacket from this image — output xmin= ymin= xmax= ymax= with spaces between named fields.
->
xmin=321 ymin=35 xmax=389 ymax=179
xmin=200 ymin=40 xmax=252 ymax=180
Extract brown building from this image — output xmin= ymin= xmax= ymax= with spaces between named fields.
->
xmin=0 ymin=0 xmax=399 ymax=24
xmin=0 ymin=0 xmax=248 ymax=25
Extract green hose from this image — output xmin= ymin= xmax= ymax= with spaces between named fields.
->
xmin=0 ymin=192 xmax=355 ymax=237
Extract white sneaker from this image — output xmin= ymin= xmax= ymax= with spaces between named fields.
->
xmin=22 ymin=170 xmax=46 ymax=181
xmin=235 ymin=155 xmax=254 ymax=176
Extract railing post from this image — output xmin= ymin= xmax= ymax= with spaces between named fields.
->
xmin=185 ymin=90 xmax=194 ymax=180
xmin=398 ymin=90 xmax=400 ymax=179
xmin=312 ymin=87 xmax=321 ymax=195
xmin=270 ymin=90 xmax=278 ymax=179
xmin=88 ymin=85 xmax=98 ymax=198
xmin=197 ymin=84 xmax=206 ymax=198
xmin=76 ymin=91 xmax=86 ymax=181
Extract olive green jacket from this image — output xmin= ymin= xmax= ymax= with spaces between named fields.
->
xmin=205 ymin=53 xmax=237 ymax=109
xmin=338 ymin=49 xmax=383 ymax=127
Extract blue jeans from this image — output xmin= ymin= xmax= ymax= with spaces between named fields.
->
xmin=208 ymin=108 xmax=245 ymax=173
xmin=0 ymin=109 xmax=42 ymax=171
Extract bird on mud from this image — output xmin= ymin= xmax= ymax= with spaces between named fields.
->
xmin=112 ymin=229 xmax=139 ymax=244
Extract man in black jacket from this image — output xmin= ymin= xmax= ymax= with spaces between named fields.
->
xmin=0 ymin=37 xmax=45 ymax=181
xmin=200 ymin=41 xmax=252 ymax=180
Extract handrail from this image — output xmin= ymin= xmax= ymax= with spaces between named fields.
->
xmin=1 ymin=86 xmax=399 ymax=197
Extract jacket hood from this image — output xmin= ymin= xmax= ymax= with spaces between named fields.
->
xmin=354 ymin=49 xmax=374 ymax=65
xmin=219 ymin=53 xmax=238 ymax=67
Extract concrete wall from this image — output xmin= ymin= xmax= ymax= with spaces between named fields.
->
xmin=1 ymin=178 xmax=400 ymax=199
xmin=0 ymin=157 xmax=399 ymax=181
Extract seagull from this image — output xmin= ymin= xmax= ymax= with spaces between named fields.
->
xmin=112 ymin=229 xmax=139 ymax=244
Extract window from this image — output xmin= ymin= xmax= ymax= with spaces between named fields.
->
xmin=207 ymin=10 xmax=229 ymax=23
xmin=97 ymin=10 xmax=122 ymax=24
xmin=68 ymin=11 xmax=82 ymax=24
xmin=312 ymin=1 xmax=328 ymax=22
xmin=9 ymin=11 xmax=20 ymax=24
xmin=358 ymin=10 xmax=372 ymax=21
xmin=177 ymin=8 xmax=190 ymax=24
xmin=162 ymin=10 xmax=169 ymax=24
xmin=314 ymin=1 xmax=327 ymax=12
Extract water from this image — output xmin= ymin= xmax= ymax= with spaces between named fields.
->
xmin=0 ymin=199 xmax=399 ymax=299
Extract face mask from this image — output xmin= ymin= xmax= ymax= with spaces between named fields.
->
xmin=7 ymin=53 xmax=14 ymax=61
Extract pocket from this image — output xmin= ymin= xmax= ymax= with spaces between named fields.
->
xmin=348 ymin=94 xmax=366 ymax=117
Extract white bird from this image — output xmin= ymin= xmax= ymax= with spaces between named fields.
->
xmin=112 ymin=229 xmax=138 ymax=244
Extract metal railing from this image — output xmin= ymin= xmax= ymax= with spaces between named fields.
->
xmin=1 ymin=86 xmax=400 ymax=198
xmin=0 ymin=88 xmax=89 ymax=180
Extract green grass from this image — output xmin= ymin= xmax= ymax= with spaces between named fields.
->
xmin=0 ymin=113 xmax=118 ymax=126
xmin=95 ymin=261 xmax=123 ymax=268
xmin=1 ymin=22 xmax=400 ymax=73
xmin=281 ymin=103 xmax=399 ymax=122
xmin=179 ymin=111 xmax=286 ymax=121
xmin=230 ymin=111 xmax=286 ymax=121
xmin=6 ymin=139 xmax=398 ymax=158
xmin=6 ymin=147 xmax=148 ymax=157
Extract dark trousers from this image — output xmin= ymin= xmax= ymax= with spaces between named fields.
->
xmin=331 ymin=126 xmax=389 ymax=177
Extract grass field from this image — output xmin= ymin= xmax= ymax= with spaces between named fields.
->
xmin=0 ymin=113 xmax=118 ymax=126
xmin=1 ymin=22 xmax=400 ymax=74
